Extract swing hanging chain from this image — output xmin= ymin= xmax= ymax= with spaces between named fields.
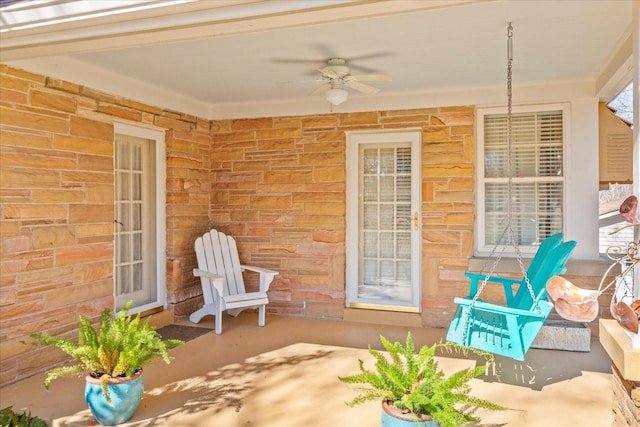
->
xmin=471 ymin=22 xmax=538 ymax=308
xmin=479 ymin=225 xmax=510 ymax=275
xmin=462 ymin=22 xmax=538 ymax=344
xmin=475 ymin=21 xmax=515 ymax=302
xmin=504 ymin=22 xmax=541 ymax=314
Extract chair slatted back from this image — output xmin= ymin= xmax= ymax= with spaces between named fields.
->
xmin=195 ymin=229 xmax=247 ymax=299
xmin=512 ymin=237 xmax=573 ymax=310
xmin=525 ymin=233 xmax=563 ymax=279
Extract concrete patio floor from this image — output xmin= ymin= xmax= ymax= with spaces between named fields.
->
xmin=0 ymin=313 xmax=612 ymax=426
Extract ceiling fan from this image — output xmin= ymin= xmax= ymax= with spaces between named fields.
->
xmin=311 ymin=58 xmax=392 ymax=106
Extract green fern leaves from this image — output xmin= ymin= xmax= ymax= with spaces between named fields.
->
xmin=339 ymin=333 xmax=505 ymax=427
xmin=30 ymin=301 xmax=183 ymax=403
xmin=0 ymin=406 xmax=47 ymax=427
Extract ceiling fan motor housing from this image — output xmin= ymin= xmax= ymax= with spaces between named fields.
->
xmin=327 ymin=65 xmax=349 ymax=77
xmin=313 ymin=57 xmax=390 ymax=101
xmin=327 ymin=58 xmax=349 ymax=76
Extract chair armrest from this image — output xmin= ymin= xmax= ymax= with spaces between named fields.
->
xmin=453 ymin=297 xmax=550 ymax=319
xmin=240 ymin=265 xmax=279 ymax=292
xmin=464 ymin=272 xmax=521 ymax=304
xmin=241 ymin=265 xmax=279 ymax=275
xmin=193 ymin=269 xmax=225 ymax=298
xmin=464 ymin=272 xmax=523 ymax=286
xmin=193 ymin=269 xmax=225 ymax=281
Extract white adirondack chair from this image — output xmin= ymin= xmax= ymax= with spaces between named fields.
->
xmin=189 ymin=229 xmax=279 ymax=334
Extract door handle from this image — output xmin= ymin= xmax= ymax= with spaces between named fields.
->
xmin=414 ymin=212 xmax=419 ymax=231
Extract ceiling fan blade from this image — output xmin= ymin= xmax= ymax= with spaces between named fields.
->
xmin=342 ymin=52 xmax=393 ymax=73
xmin=348 ymin=74 xmax=392 ymax=82
xmin=272 ymin=58 xmax=321 ymax=64
xmin=318 ymin=67 xmax=340 ymax=79
xmin=347 ymin=51 xmax=393 ymax=62
xmin=310 ymin=83 xmax=331 ymax=96
xmin=278 ymin=77 xmax=325 ymax=85
xmin=346 ymin=80 xmax=380 ymax=94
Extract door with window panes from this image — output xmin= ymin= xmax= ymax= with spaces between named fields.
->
xmin=346 ymin=131 xmax=422 ymax=312
xmin=114 ymin=134 xmax=158 ymax=311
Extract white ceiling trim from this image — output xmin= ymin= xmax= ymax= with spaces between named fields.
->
xmin=595 ymin=30 xmax=634 ymax=100
xmin=8 ymin=55 xmax=213 ymax=118
xmin=8 ymin=53 xmax=595 ymax=120
xmin=1 ymin=0 xmax=632 ymax=119
xmin=211 ymin=79 xmax=596 ymax=120
xmin=0 ymin=0 xmax=193 ymax=32
xmin=0 ymin=0 xmax=482 ymax=61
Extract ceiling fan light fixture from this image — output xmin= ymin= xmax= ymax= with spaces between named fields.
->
xmin=325 ymin=87 xmax=348 ymax=105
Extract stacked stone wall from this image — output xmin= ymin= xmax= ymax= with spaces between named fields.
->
xmin=0 ymin=65 xmax=210 ymax=385
xmin=611 ymin=364 xmax=640 ymax=426
xmin=0 ymin=64 xmax=613 ymax=389
xmin=207 ymin=108 xmax=476 ymax=325
xmin=1 ymin=62 xmax=477 ymax=386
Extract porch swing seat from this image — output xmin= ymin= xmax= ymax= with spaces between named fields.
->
xmin=446 ymin=237 xmax=576 ymax=360
xmin=462 ymin=233 xmax=564 ymax=304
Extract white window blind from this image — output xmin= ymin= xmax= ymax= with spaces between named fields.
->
xmin=479 ymin=108 xmax=565 ymax=251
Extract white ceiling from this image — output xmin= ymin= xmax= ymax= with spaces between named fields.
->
xmin=0 ymin=0 xmax=634 ymax=120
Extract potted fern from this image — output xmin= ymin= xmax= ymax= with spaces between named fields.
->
xmin=29 ymin=301 xmax=183 ymax=426
xmin=0 ymin=406 xmax=47 ymax=427
xmin=339 ymin=332 xmax=505 ymax=427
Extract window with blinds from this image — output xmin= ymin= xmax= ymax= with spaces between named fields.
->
xmin=478 ymin=107 xmax=566 ymax=252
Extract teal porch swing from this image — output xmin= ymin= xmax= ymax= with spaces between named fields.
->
xmin=445 ymin=23 xmax=577 ymax=361
xmin=446 ymin=236 xmax=576 ymax=361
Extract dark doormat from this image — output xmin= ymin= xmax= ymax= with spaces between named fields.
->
xmin=156 ymin=324 xmax=213 ymax=342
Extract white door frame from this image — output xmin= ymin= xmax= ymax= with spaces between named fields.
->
xmin=346 ymin=129 xmax=422 ymax=312
xmin=114 ymin=121 xmax=166 ymax=314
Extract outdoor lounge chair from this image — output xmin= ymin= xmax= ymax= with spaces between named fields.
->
xmin=189 ymin=229 xmax=279 ymax=334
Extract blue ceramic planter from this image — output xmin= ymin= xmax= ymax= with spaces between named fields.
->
xmin=380 ymin=401 xmax=439 ymax=427
xmin=84 ymin=370 xmax=144 ymax=426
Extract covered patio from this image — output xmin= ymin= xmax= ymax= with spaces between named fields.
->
xmin=1 ymin=313 xmax=612 ymax=426
xmin=0 ymin=0 xmax=638 ymax=425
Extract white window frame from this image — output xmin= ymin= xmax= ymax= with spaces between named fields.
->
xmin=475 ymin=103 xmax=570 ymax=257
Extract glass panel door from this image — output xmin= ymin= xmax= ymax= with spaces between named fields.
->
xmin=115 ymin=134 xmax=157 ymax=311
xmin=346 ymin=131 xmax=421 ymax=312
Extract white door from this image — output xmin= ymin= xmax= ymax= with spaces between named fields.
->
xmin=114 ymin=123 xmax=166 ymax=313
xmin=346 ymin=130 xmax=422 ymax=312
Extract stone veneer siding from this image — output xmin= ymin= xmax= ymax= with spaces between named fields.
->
xmin=611 ymin=364 xmax=640 ymax=426
xmin=0 ymin=64 xmax=610 ymax=388
xmin=0 ymin=65 xmax=211 ymax=386
xmin=200 ymin=111 xmax=477 ymax=324
xmin=0 ymin=64 xmax=476 ymax=386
